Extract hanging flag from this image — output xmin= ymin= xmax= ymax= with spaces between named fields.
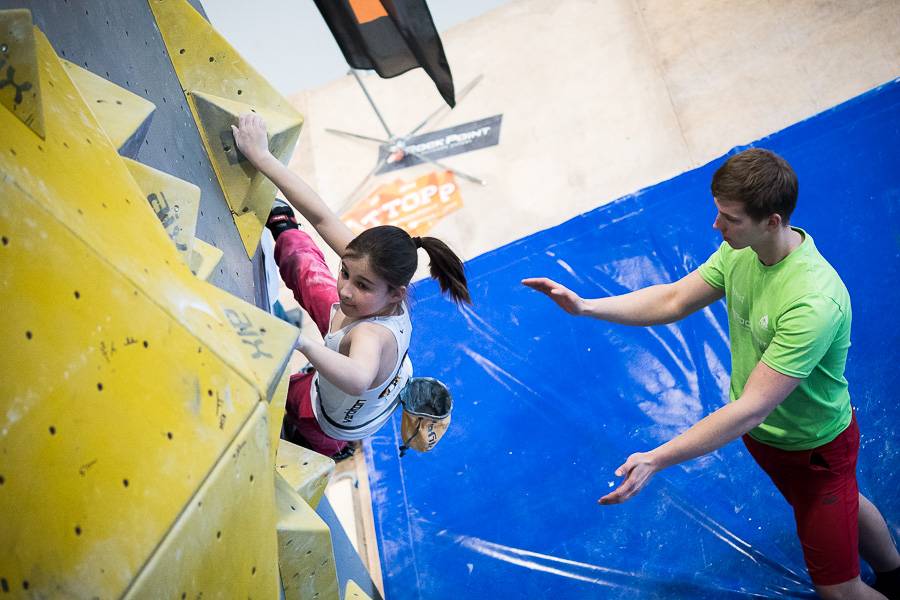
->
xmin=313 ymin=0 xmax=456 ymax=107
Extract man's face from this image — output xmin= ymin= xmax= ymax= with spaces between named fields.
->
xmin=712 ymin=197 xmax=770 ymax=249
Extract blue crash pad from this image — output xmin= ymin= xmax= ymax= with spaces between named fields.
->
xmin=366 ymin=78 xmax=900 ymax=599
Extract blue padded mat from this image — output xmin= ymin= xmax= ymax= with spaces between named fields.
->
xmin=365 ymin=78 xmax=900 ymax=599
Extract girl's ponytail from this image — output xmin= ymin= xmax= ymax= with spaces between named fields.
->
xmin=344 ymin=225 xmax=470 ymax=304
xmin=414 ymin=236 xmax=471 ymax=305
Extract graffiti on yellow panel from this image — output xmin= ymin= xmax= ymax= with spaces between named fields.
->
xmin=0 ymin=9 xmax=44 ymax=137
xmin=343 ymin=171 xmax=462 ymax=236
xmin=123 ymin=157 xmax=201 ymax=264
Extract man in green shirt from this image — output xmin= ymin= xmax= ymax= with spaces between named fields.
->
xmin=524 ymin=149 xmax=899 ymax=599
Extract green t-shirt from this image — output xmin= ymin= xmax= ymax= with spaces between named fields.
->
xmin=697 ymin=228 xmax=852 ymax=450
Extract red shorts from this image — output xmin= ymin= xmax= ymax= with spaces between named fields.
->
xmin=275 ymin=229 xmax=348 ymax=457
xmin=283 ymin=371 xmax=347 ymax=457
xmin=742 ymin=413 xmax=860 ymax=586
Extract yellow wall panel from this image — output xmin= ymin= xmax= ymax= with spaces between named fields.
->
xmin=275 ymin=439 xmax=335 ymax=510
xmin=0 ymin=24 xmax=298 ymax=596
xmin=0 ymin=179 xmax=262 ymax=596
xmin=146 ymin=0 xmax=300 ymax=119
xmin=268 ymin=368 xmax=290 ymax=466
xmin=188 ymin=90 xmax=300 ymax=214
xmin=124 ymin=405 xmax=279 ymax=600
xmin=274 ymin=473 xmax=340 ymax=600
xmin=346 ymin=580 xmax=375 ymax=600
xmin=0 ymin=26 xmax=297 ymax=404
xmin=187 ymin=89 xmax=302 ymax=256
xmin=62 ymin=59 xmax=155 ymax=153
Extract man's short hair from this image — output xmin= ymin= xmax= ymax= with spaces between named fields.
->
xmin=711 ymin=148 xmax=799 ymax=222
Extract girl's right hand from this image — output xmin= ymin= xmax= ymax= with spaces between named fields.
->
xmin=521 ymin=277 xmax=587 ymax=316
xmin=231 ymin=113 xmax=272 ymax=167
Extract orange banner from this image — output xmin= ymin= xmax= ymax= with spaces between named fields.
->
xmin=342 ymin=171 xmax=462 ymax=237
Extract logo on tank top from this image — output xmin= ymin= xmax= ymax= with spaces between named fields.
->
xmin=759 ymin=314 xmax=769 ymax=330
xmin=343 ymin=398 xmax=367 ymax=423
xmin=379 ymin=372 xmax=404 ymax=399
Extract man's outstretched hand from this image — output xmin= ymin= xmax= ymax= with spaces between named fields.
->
xmin=599 ymin=451 xmax=660 ymax=505
xmin=521 ymin=277 xmax=587 ymax=316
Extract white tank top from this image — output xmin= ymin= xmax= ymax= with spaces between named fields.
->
xmin=311 ymin=302 xmax=413 ymax=441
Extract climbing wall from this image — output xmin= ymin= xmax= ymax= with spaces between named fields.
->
xmin=0 ymin=2 xmax=363 ymax=598
xmin=0 ymin=0 xmax=263 ymax=304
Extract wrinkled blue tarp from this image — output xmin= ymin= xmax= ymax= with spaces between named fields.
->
xmin=366 ymin=78 xmax=900 ymax=599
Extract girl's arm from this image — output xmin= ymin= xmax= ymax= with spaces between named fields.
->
xmin=295 ymin=324 xmax=388 ymax=397
xmin=231 ymin=113 xmax=355 ymax=256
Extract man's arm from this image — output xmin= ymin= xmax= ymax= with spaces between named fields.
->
xmin=231 ymin=113 xmax=355 ymax=257
xmin=599 ymin=361 xmax=801 ymax=504
xmin=522 ymin=270 xmax=724 ymax=325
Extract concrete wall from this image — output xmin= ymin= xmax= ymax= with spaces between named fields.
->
xmin=288 ymin=0 xmax=900 ymax=267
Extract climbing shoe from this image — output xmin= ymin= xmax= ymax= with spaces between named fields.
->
xmin=266 ymin=198 xmax=299 ymax=240
xmin=331 ymin=442 xmax=357 ymax=463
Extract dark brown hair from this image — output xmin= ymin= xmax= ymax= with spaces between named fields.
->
xmin=711 ymin=148 xmax=798 ymax=222
xmin=344 ymin=225 xmax=471 ymax=304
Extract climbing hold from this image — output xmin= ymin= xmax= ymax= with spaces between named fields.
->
xmin=187 ymin=238 xmax=223 ymax=281
xmin=148 ymin=0 xmax=303 ymax=258
xmin=187 ymin=90 xmax=302 ymax=254
xmin=62 ymin=59 xmax=155 ymax=157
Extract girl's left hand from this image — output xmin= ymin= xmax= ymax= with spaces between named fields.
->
xmin=231 ymin=113 xmax=271 ymax=167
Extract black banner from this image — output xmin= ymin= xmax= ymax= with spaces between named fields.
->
xmin=314 ymin=0 xmax=455 ymax=107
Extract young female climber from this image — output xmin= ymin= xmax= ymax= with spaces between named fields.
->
xmin=232 ymin=113 xmax=471 ymax=459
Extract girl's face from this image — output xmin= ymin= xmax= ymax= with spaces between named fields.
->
xmin=337 ymin=254 xmax=406 ymax=319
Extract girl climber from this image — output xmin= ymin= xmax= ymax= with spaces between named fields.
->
xmin=232 ymin=113 xmax=471 ymax=459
